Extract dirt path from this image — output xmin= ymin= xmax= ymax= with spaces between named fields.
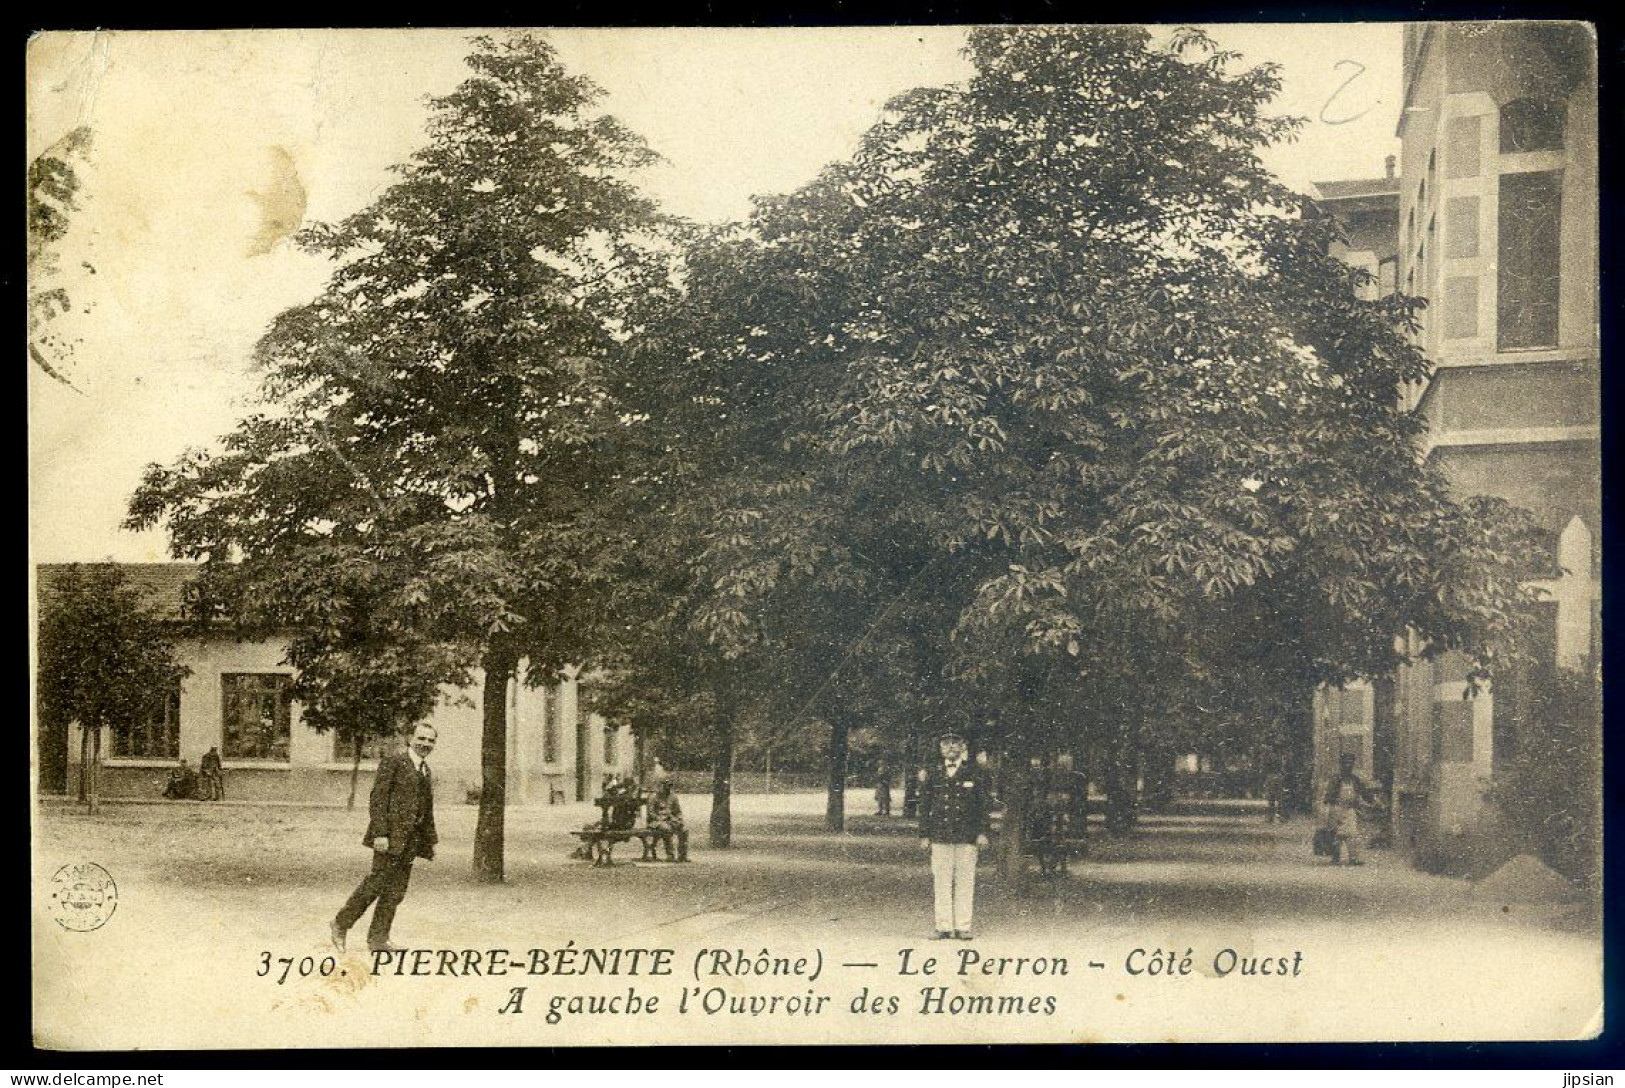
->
xmin=33 ymin=794 xmax=1600 ymax=1048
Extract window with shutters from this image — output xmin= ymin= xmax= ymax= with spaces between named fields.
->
xmin=543 ymin=687 xmax=560 ymax=764
xmin=112 ymin=682 xmax=181 ymax=759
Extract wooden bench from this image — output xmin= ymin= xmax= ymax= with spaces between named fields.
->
xmin=570 ymin=827 xmax=669 ymax=867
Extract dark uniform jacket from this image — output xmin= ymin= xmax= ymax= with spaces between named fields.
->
xmin=919 ymin=760 xmax=992 ymax=845
xmin=363 ymin=751 xmax=437 ymax=859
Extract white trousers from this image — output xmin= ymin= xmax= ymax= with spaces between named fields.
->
xmin=930 ymin=843 xmax=980 ymax=933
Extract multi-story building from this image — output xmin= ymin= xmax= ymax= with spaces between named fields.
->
xmin=35 ymin=563 xmax=634 ymax=806
xmin=1312 ymin=21 xmax=1599 ymax=873
xmin=1315 ymin=157 xmax=1403 ymax=303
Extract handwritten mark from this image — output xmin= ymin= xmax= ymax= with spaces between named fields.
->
xmin=1321 ymin=60 xmax=1379 ymax=126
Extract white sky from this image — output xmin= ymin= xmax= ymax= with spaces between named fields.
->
xmin=27 ymin=25 xmax=1403 ymax=563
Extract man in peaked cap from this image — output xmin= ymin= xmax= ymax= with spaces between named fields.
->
xmin=917 ymin=725 xmax=992 ymax=940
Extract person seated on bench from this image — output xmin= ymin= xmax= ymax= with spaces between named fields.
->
xmin=645 ymin=780 xmax=689 ymax=862
xmin=597 ymin=774 xmax=642 ymax=831
xmin=162 ymin=757 xmax=200 ymax=800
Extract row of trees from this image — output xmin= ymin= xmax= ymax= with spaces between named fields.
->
xmin=37 ymin=565 xmax=189 ymax=813
xmin=125 ymin=28 xmax=1543 ymax=878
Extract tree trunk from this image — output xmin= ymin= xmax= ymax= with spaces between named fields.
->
xmin=88 ymin=724 xmax=101 ymax=815
xmin=997 ymin=739 xmax=1031 ymax=880
xmin=1283 ymin=695 xmax=1315 ymax=818
xmin=708 ymin=709 xmax=733 ymax=848
xmin=1103 ymin=720 xmax=1141 ymax=834
xmin=347 ymin=734 xmax=364 ymax=811
xmin=472 ymin=645 xmax=516 ymax=883
xmin=825 ymin=717 xmax=848 ymax=833
xmin=77 ymin=723 xmax=90 ymax=804
xmin=1076 ymin=738 xmax=1093 ymax=858
xmin=1141 ymin=736 xmax=1176 ymax=814
xmin=902 ymin=726 xmax=920 ymax=818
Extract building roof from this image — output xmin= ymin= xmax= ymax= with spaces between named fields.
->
xmin=35 ymin=562 xmax=201 ymax=622
xmin=1311 ymin=176 xmax=1402 ymax=203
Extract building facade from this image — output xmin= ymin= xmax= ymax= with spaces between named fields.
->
xmin=1312 ymin=22 xmax=1599 ymax=872
xmin=37 ymin=563 xmax=634 ymax=806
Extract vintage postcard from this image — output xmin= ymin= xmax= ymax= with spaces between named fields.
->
xmin=30 ymin=24 xmax=1601 ymax=1049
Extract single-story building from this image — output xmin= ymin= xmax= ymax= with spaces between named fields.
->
xmin=35 ymin=563 xmax=633 ymax=806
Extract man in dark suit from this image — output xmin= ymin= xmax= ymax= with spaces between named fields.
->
xmin=331 ymin=722 xmax=438 ymax=953
xmin=918 ymin=729 xmax=992 ymax=941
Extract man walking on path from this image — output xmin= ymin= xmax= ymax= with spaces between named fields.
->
xmin=918 ymin=729 xmax=992 ymax=940
xmin=331 ymin=722 xmax=438 ymax=952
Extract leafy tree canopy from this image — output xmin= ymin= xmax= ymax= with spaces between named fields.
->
xmin=612 ymin=26 xmax=1543 ymax=772
xmin=127 ymin=32 xmax=666 ymax=876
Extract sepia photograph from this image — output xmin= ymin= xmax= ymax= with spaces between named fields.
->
xmin=28 ymin=22 xmax=1602 ymax=1050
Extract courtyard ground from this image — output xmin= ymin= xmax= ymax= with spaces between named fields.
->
xmin=33 ymin=791 xmax=1601 ymax=1049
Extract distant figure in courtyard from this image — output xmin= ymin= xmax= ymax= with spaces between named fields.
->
xmin=918 ymin=728 xmax=992 ymax=940
xmin=646 ymin=779 xmax=690 ymax=862
xmin=1027 ymin=762 xmax=1079 ymax=876
xmin=162 ymin=757 xmax=198 ymax=800
xmin=1260 ymin=751 xmax=1285 ymax=823
xmin=200 ymin=745 xmax=224 ymax=801
xmin=332 ymin=722 xmax=438 ymax=953
xmin=1322 ymin=753 xmax=1377 ymax=866
xmin=874 ymin=762 xmax=892 ymax=816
